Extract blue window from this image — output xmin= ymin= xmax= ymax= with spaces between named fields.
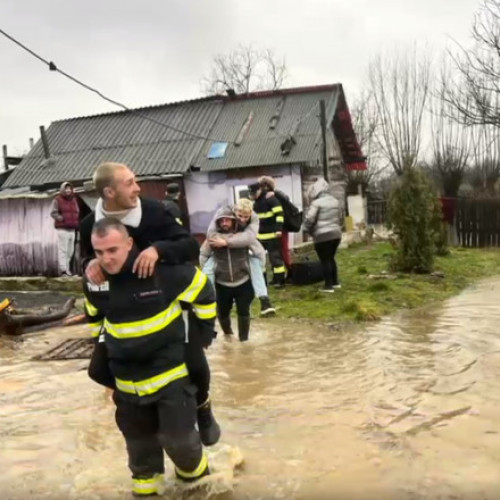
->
xmin=207 ymin=142 xmax=228 ymax=159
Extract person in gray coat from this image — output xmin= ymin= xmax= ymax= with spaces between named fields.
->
xmin=302 ymin=178 xmax=342 ymax=292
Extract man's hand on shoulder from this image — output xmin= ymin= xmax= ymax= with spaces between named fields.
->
xmin=133 ymin=246 xmax=159 ymax=279
xmin=208 ymin=236 xmax=228 ymax=248
xmin=85 ymin=259 xmax=106 ymax=285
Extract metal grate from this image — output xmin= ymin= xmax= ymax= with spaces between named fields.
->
xmin=33 ymin=338 xmax=94 ymax=361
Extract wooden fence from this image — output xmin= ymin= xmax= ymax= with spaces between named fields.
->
xmin=455 ymin=198 xmax=500 ymax=248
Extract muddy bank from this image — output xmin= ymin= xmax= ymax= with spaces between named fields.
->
xmin=0 ymin=276 xmax=81 ymax=293
xmin=4 ymin=291 xmax=79 ymax=310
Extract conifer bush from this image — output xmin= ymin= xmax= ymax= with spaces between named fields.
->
xmin=387 ymin=167 xmax=446 ymax=273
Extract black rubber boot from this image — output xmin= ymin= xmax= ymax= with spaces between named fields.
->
xmin=237 ymin=315 xmax=251 ymax=342
xmin=259 ymin=296 xmax=276 ymax=317
xmin=197 ymin=398 xmax=221 ymax=446
xmin=218 ymin=316 xmax=233 ymax=335
xmin=175 ymin=464 xmax=210 ymax=483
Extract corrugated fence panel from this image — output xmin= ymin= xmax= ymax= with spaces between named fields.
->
xmin=0 ymin=198 xmax=59 ymax=276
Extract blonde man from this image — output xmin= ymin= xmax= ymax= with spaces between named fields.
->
xmin=204 ymin=199 xmax=276 ymax=318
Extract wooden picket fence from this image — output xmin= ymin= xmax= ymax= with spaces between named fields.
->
xmin=455 ymin=198 xmax=500 ymax=248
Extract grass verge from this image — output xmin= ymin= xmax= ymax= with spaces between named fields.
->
xmin=258 ymin=242 xmax=500 ymax=324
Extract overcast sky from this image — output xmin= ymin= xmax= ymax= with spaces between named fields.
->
xmin=1 ymin=0 xmax=481 ymax=155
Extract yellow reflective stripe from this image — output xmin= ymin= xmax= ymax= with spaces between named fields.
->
xmin=273 ymin=266 xmax=286 ymax=274
xmin=115 ymin=363 xmax=188 ymax=397
xmin=276 ymin=216 xmax=284 ymax=223
xmin=132 ymin=476 xmax=160 ymax=495
xmin=272 ymin=206 xmax=284 ymax=213
xmin=84 ymin=297 xmax=99 ymax=317
xmin=175 ymin=217 xmax=183 ymax=225
xmin=105 ymin=302 xmax=182 ymax=339
xmin=258 ymin=232 xmax=278 ymax=240
xmin=177 ymin=268 xmax=207 ymax=304
xmin=256 ymin=211 xmax=274 ymax=219
xmin=88 ymin=321 xmax=102 ymax=338
xmin=0 ymin=298 xmax=11 ymax=313
xmin=192 ymin=302 xmax=217 ymax=319
xmin=176 ymin=452 xmax=208 ymax=479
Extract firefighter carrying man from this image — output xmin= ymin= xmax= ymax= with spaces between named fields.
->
xmin=248 ymin=177 xmax=286 ymax=288
xmin=83 ymin=217 xmax=216 ymax=496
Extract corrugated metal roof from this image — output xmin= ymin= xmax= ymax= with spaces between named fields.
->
xmin=4 ymin=84 xmax=349 ymax=188
xmin=194 ymin=88 xmax=339 ymax=171
xmin=4 ymin=99 xmax=224 ymax=188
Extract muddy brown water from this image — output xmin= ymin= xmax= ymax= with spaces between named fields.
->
xmin=1 ymin=277 xmax=500 ymax=499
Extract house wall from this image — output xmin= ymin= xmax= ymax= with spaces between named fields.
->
xmin=184 ymin=165 xmax=303 ymax=242
xmin=0 ymin=198 xmax=59 ymax=276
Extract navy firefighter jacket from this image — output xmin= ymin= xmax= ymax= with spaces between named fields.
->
xmin=83 ymin=251 xmax=216 ymax=405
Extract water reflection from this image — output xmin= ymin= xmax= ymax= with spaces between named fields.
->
xmin=2 ymin=277 xmax=500 ymax=498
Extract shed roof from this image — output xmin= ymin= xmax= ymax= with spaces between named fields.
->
xmin=4 ymin=98 xmax=223 ymax=188
xmin=4 ymin=84 xmax=365 ymax=189
xmin=193 ymin=87 xmax=338 ymax=171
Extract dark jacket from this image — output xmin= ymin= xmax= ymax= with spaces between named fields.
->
xmin=163 ymin=196 xmax=182 ymax=221
xmin=253 ymin=192 xmax=284 ymax=241
xmin=83 ymin=251 xmax=216 ymax=404
xmin=79 ymin=197 xmax=198 ymax=270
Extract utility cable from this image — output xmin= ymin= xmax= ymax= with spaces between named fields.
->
xmin=0 ymin=27 xmax=324 ymax=145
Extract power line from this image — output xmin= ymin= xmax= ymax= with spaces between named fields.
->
xmin=0 ymin=27 xmax=226 ymax=142
xmin=0 ymin=27 xmax=323 ymax=146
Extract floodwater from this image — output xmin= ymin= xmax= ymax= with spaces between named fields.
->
xmin=2 ymin=277 xmax=500 ymax=499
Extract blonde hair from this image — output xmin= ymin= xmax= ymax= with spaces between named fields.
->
xmin=93 ymin=162 xmax=128 ymax=197
xmin=258 ymin=175 xmax=275 ymax=190
xmin=235 ymin=198 xmax=254 ymax=214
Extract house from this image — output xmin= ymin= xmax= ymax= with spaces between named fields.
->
xmin=0 ymin=83 xmax=366 ymax=276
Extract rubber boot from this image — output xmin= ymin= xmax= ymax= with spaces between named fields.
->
xmin=175 ymin=465 xmax=210 ymax=483
xmin=273 ymin=274 xmax=285 ymax=289
xmin=197 ymin=398 xmax=221 ymax=446
xmin=218 ymin=316 xmax=233 ymax=335
xmin=131 ymin=473 xmax=165 ymax=497
xmin=237 ymin=315 xmax=251 ymax=342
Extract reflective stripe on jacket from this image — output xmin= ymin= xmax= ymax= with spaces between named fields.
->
xmin=253 ymin=194 xmax=284 ymax=240
xmin=83 ymin=263 xmax=216 ymax=403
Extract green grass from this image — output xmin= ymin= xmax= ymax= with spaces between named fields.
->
xmin=255 ymin=242 xmax=500 ymax=324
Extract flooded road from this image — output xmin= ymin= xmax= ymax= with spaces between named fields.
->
xmin=2 ymin=277 xmax=500 ymax=499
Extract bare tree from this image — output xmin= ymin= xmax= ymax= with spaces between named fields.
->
xmin=368 ymin=46 xmax=432 ymax=174
xmin=443 ymin=0 xmax=500 ymax=127
xmin=201 ymin=45 xmax=287 ymax=96
xmin=429 ymin=62 xmax=472 ymax=196
xmin=347 ymin=89 xmax=387 ymax=193
xmin=468 ymin=124 xmax=500 ymax=196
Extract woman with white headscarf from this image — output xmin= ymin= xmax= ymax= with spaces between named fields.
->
xmin=302 ymin=178 xmax=342 ymax=293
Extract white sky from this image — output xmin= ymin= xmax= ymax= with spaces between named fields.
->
xmin=0 ymin=0 xmax=481 ymax=155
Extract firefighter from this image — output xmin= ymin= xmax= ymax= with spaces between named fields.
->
xmin=80 ymin=162 xmax=220 ymax=447
xmin=248 ymin=178 xmax=286 ymax=288
xmin=83 ymin=217 xmax=216 ymax=495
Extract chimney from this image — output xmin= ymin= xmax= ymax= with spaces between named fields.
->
xmin=29 ymin=137 xmax=34 ymax=150
xmin=2 ymin=145 xmax=8 ymax=172
xmin=40 ymin=126 xmax=51 ymax=159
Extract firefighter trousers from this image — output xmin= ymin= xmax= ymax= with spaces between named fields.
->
xmin=113 ymin=380 xmax=209 ymax=490
xmin=262 ymin=238 xmax=286 ymax=284
xmin=88 ymin=320 xmax=212 ymax=407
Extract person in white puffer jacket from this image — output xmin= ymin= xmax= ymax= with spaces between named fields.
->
xmin=302 ymin=178 xmax=343 ymax=292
